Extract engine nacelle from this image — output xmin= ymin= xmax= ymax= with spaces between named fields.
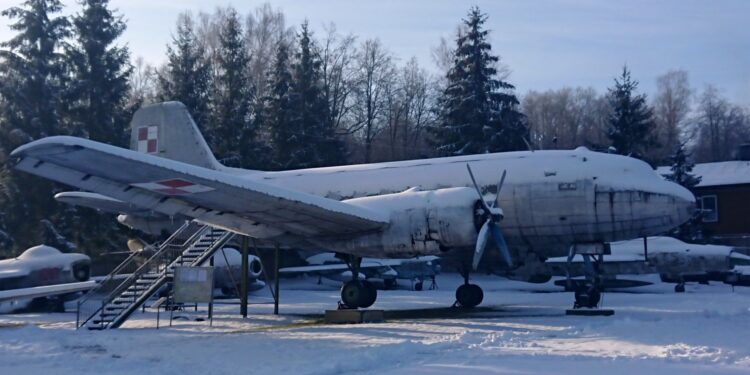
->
xmin=331 ymin=187 xmax=479 ymax=258
xmin=117 ymin=214 xmax=184 ymax=236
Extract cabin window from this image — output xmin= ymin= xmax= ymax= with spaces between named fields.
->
xmin=697 ymin=195 xmax=718 ymax=223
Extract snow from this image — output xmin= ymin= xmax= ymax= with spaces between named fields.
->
xmin=2 ymin=273 xmax=750 ymax=374
xmin=656 ymin=160 xmax=750 ymax=188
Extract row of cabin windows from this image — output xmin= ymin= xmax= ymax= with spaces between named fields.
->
xmin=697 ymin=195 xmax=718 ymax=223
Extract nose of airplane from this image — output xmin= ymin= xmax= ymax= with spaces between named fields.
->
xmin=665 ymin=181 xmax=696 ymax=225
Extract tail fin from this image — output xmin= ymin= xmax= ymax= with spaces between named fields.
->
xmin=129 ymin=101 xmax=222 ymax=170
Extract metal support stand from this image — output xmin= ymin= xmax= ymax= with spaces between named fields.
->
xmin=643 ymin=237 xmax=649 ymax=261
xmin=241 ymin=236 xmax=249 ymax=318
xmin=274 ymin=244 xmax=280 ymax=315
xmin=208 ymin=255 xmax=214 ymax=321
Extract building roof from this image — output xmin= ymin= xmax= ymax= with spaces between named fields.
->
xmin=657 ymin=160 xmax=750 ymax=188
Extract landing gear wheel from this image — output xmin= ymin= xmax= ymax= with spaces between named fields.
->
xmin=341 ymin=280 xmax=364 ymax=308
xmin=574 ymin=289 xmax=601 ymax=308
xmin=455 ymin=284 xmax=483 ymax=308
xmin=675 ymin=283 xmax=686 ymax=293
xmin=414 ymin=281 xmax=424 ymax=291
xmin=341 ymin=280 xmax=378 ymax=308
xmin=359 ymin=280 xmax=377 ymax=308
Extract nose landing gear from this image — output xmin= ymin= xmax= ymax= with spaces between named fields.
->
xmin=454 ymin=268 xmax=484 ymax=308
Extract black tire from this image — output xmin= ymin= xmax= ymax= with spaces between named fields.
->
xmin=414 ymin=281 xmax=424 ymax=291
xmin=341 ymin=280 xmax=363 ymax=308
xmin=359 ymin=281 xmax=377 ymax=308
xmin=574 ymin=289 xmax=601 ymax=308
xmin=72 ymin=263 xmax=90 ymax=281
xmin=455 ymin=284 xmax=483 ymax=308
xmin=675 ymin=284 xmax=686 ymax=293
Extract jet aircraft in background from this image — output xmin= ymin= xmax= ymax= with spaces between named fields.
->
xmin=281 ymin=253 xmax=440 ymax=291
xmin=543 ymin=236 xmax=750 ymax=295
xmin=0 ymin=245 xmax=94 ymax=313
xmin=10 ymin=101 xmax=695 ymax=310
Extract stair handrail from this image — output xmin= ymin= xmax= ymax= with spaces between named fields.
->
xmin=75 ymin=221 xmax=202 ymax=329
xmin=101 ymin=224 xmax=211 ymax=304
xmin=106 ymin=228 xmax=234 ymax=329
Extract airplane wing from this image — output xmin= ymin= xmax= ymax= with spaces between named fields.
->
xmin=280 ymin=261 xmax=395 ymax=274
xmin=11 ymin=136 xmax=389 ymax=241
xmin=0 ymin=281 xmax=96 ymax=302
xmin=55 ymin=191 xmax=160 ymax=217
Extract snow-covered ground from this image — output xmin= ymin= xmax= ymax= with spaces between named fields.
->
xmin=2 ymin=273 xmax=750 ymax=374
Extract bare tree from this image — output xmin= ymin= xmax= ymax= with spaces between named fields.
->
xmin=692 ymin=85 xmax=750 ymax=162
xmin=244 ymin=3 xmax=293 ymax=101
xmin=523 ymin=87 xmax=610 ymax=150
xmin=319 ymin=23 xmax=357 ymax=136
xmin=127 ymin=56 xmax=157 ymax=108
xmin=351 ymin=39 xmax=395 ymax=162
xmin=650 ymin=70 xmax=692 ymax=163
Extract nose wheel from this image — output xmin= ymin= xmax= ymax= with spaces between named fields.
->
xmin=454 ymin=265 xmax=484 ymax=308
xmin=455 ymin=283 xmax=483 ymax=308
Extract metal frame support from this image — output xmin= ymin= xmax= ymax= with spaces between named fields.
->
xmin=274 ymin=244 xmax=280 ymax=315
xmin=643 ymin=237 xmax=649 ymax=261
xmin=241 ymin=236 xmax=249 ymax=318
xmin=208 ymin=254 xmax=214 ymax=320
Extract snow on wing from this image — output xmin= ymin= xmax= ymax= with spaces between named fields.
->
xmin=11 ymin=136 xmax=389 ymax=239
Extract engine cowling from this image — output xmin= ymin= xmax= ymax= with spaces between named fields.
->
xmin=332 ymin=187 xmax=480 ymax=258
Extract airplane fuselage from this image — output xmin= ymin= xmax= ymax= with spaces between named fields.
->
xmin=229 ymin=147 xmax=694 ymax=259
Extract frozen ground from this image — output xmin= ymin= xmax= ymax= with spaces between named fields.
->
xmin=2 ymin=273 xmax=750 ymax=374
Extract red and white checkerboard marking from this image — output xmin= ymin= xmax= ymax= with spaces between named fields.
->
xmin=131 ymin=178 xmax=214 ymax=195
xmin=137 ymin=126 xmax=159 ymax=154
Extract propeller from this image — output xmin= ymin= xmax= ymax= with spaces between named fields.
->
xmin=467 ymin=164 xmax=513 ymax=270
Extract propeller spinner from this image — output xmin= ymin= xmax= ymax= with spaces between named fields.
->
xmin=466 ymin=164 xmax=513 ymax=270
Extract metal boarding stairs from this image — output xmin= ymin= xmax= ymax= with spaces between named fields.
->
xmin=76 ymin=222 xmax=235 ymax=330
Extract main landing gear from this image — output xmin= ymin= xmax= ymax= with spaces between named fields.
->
xmin=565 ymin=244 xmax=612 ymax=315
xmin=339 ymin=255 xmax=377 ymax=309
xmin=454 ymin=267 xmax=483 ymax=308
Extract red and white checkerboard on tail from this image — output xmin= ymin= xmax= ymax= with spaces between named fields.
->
xmin=131 ymin=179 xmax=215 ymax=195
xmin=137 ymin=126 xmax=159 ymax=154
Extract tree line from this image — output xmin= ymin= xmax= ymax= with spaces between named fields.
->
xmin=0 ymin=1 xmax=746 ymax=257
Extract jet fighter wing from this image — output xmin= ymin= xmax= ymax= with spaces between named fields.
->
xmin=280 ymin=261 xmax=395 ymax=274
xmin=11 ymin=136 xmax=389 ymax=240
xmin=0 ymin=281 xmax=96 ymax=302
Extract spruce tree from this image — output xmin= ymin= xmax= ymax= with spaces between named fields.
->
xmin=431 ymin=7 xmax=526 ymax=155
xmin=282 ymin=22 xmax=344 ymax=169
xmin=666 ymin=144 xmax=703 ymax=241
xmin=210 ymin=8 xmax=261 ymax=168
xmin=0 ymin=0 xmax=69 ymax=141
xmin=264 ymin=41 xmax=293 ymax=170
xmin=64 ymin=0 xmax=131 ymax=146
xmin=157 ymin=14 xmax=211 ymax=134
xmin=607 ymin=67 xmax=656 ymax=159
xmin=61 ymin=0 xmax=131 ymax=252
xmin=0 ymin=0 xmax=69 ymax=253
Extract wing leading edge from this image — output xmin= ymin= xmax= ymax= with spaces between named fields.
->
xmin=11 ymin=136 xmax=389 ymax=240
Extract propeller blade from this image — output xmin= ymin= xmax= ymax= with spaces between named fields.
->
xmin=489 ymin=224 xmax=513 ymax=267
xmin=466 ymin=164 xmax=492 ymax=213
xmin=472 ymin=220 xmax=491 ymax=270
xmin=491 ymin=169 xmax=507 ymax=208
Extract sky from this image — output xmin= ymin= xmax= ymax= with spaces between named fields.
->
xmin=0 ymin=0 xmax=747 ymax=105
